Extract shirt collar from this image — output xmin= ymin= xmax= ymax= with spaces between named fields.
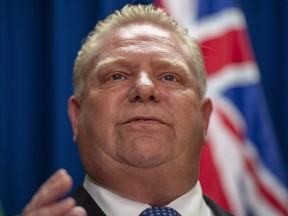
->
xmin=83 ymin=175 xmax=213 ymax=216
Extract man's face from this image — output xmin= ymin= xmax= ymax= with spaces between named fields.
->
xmin=69 ymin=23 xmax=212 ymax=176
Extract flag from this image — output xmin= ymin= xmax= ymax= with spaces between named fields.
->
xmin=155 ymin=0 xmax=288 ymax=215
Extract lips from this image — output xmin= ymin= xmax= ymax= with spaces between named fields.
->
xmin=124 ymin=116 xmax=164 ymax=124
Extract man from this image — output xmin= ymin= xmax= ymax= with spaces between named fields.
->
xmin=22 ymin=4 xmax=233 ymax=216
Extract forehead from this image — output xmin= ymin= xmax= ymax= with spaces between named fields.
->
xmin=95 ymin=22 xmax=189 ymax=64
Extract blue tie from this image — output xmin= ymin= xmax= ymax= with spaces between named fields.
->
xmin=139 ymin=206 xmax=181 ymax=216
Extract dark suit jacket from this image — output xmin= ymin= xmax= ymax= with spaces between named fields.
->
xmin=72 ymin=186 xmax=234 ymax=216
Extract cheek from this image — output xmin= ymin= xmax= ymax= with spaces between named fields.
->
xmin=77 ymin=95 xmax=108 ymax=145
xmin=78 ymin=89 xmax=128 ymax=148
xmin=166 ymin=90 xmax=204 ymax=143
xmin=175 ymin=104 xmax=203 ymax=136
xmin=164 ymin=89 xmax=201 ymax=120
xmin=84 ymin=89 xmax=126 ymax=119
xmin=77 ymin=100 xmax=116 ymax=169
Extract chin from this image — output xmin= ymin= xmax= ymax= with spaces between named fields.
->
xmin=119 ymin=149 xmax=172 ymax=169
xmin=116 ymin=136 xmax=174 ymax=168
xmin=123 ymin=157 xmax=169 ymax=169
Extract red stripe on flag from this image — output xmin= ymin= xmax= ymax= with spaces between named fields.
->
xmin=154 ymin=0 xmax=168 ymax=11
xmin=201 ymin=29 xmax=254 ymax=76
xmin=199 ymin=143 xmax=232 ymax=212
xmin=216 ymin=107 xmax=245 ymax=142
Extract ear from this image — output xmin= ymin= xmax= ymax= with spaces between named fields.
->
xmin=68 ymin=96 xmax=81 ymax=142
xmin=201 ymin=97 xmax=213 ymax=137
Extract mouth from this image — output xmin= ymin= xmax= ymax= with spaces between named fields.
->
xmin=124 ymin=116 xmax=164 ymax=124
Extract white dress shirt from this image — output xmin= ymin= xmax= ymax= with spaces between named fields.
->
xmin=83 ymin=175 xmax=214 ymax=216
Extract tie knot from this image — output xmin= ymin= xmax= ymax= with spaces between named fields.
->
xmin=139 ymin=206 xmax=181 ymax=216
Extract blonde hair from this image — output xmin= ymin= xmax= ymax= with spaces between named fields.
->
xmin=73 ymin=4 xmax=207 ymax=99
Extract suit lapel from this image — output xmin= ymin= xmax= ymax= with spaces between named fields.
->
xmin=203 ymin=195 xmax=234 ymax=216
xmin=72 ymin=185 xmax=106 ymax=216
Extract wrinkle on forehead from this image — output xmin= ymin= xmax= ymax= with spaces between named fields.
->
xmin=112 ymin=40 xmax=179 ymax=55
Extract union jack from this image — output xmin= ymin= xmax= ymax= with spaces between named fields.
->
xmin=155 ymin=0 xmax=288 ymax=215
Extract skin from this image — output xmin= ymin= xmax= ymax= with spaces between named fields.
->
xmin=22 ymin=169 xmax=87 ymax=216
xmin=22 ymin=22 xmax=212 ymax=215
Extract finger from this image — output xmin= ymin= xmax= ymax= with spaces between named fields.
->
xmin=65 ymin=206 xmax=87 ymax=216
xmin=24 ymin=169 xmax=73 ymax=212
xmin=22 ymin=197 xmax=76 ymax=216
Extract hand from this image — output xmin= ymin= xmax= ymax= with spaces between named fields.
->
xmin=21 ymin=169 xmax=87 ymax=216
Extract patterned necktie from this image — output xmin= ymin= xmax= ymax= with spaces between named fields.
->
xmin=139 ymin=206 xmax=181 ymax=216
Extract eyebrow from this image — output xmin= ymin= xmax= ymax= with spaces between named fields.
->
xmin=95 ymin=57 xmax=130 ymax=72
xmin=152 ymin=58 xmax=190 ymax=75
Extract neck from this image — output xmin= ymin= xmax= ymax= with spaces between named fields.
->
xmin=87 ymin=157 xmax=199 ymax=206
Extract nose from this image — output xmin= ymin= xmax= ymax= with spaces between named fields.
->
xmin=129 ymin=72 xmax=160 ymax=102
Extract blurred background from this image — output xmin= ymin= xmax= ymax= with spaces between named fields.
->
xmin=0 ymin=0 xmax=287 ymax=215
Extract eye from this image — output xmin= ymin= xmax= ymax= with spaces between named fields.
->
xmin=108 ymin=73 xmax=126 ymax=81
xmin=112 ymin=73 xmax=123 ymax=80
xmin=162 ymin=74 xmax=178 ymax=82
xmin=164 ymin=74 xmax=174 ymax=81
